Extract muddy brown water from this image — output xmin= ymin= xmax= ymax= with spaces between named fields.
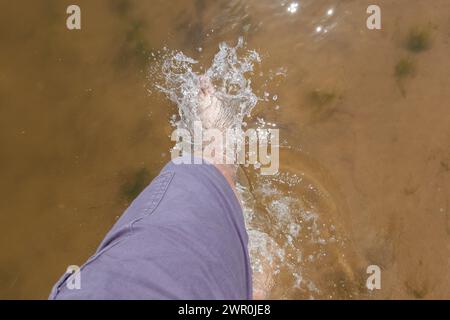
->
xmin=0 ymin=0 xmax=449 ymax=299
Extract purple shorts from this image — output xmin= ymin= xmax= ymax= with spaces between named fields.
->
xmin=49 ymin=160 xmax=252 ymax=299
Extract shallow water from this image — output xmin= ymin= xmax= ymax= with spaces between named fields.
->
xmin=0 ymin=0 xmax=449 ymax=299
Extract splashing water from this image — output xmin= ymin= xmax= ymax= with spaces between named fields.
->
xmin=238 ymin=155 xmax=365 ymax=299
xmin=154 ymin=37 xmax=261 ymax=133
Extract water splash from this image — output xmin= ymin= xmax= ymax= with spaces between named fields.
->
xmin=238 ymin=154 xmax=365 ymax=299
xmin=154 ymin=37 xmax=261 ymax=133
